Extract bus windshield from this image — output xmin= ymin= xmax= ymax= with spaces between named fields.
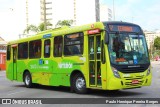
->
xmin=108 ymin=33 xmax=150 ymax=65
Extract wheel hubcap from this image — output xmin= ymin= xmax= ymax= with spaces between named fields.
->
xmin=25 ymin=75 xmax=30 ymax=85
xmin=76 ymin=77 xmax=85 ymax=90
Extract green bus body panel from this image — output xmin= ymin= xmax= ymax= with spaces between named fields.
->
xmin=6 ymin=62 xmax=14 ymax=80
xmin=7 ymin=57 xmax=86 ymax=87
xmin=6 ymin=22 xmax=152 ymax=90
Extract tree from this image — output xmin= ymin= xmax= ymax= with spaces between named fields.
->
xmin=38 ymin=22 xmax=52 ymax=31
xmin=56 ymin=20 xmax=74 ymax=27
xmin=23 ymin=24 xmax=39 ymax=34
xmin=154 ymin=37 xmax=160 ymax=50
xmin=23 ymin=22 xmax=52 ymax=34
xmin=38 ymin=23 xmax=45 ymax=32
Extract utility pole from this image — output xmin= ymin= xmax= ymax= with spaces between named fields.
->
xmin=132 ymin=17 xmax=134 ymax=23
xmin=41 ymin=0 xmax=47 ymax=30
xmin=95 ymin=0 xmax=100 ymax=22
xmin=73 ymin=0 xmax=77 ymax=25
xmin=26 ymin=0 xmax=29 ymax=30
xmin=43 ymin=0 xmax=47 ymax=30
xmin=113 ymin=0 xmax=115 ymax=21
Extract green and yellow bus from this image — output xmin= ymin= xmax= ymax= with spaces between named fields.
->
xmin=6 ymin=21 xmax=152 ymax=94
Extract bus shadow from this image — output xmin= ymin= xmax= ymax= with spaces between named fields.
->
xmin=14 ymin=84 xmax=145 ymax=97
xmin=87 ymin=89 xmax=145 ymax=97
xmin=15 ymin=84 xmax=71 ymax=93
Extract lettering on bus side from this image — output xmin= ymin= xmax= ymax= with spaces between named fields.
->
xmin=58 ymin=63 xmax=73 ymax=69
xmin=30 ymin=64 xmax=49 ymax=69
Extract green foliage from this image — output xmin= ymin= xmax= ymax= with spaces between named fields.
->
xmin=23 ymin=20 xmax=73 ymax=34
xmin=23 ymin=25 xmax=39 ymax=34
xmin=154 ymin=37 xmax=160 ymax=50
xmin=56 ymin=20 xmax=74 ymax=27
xmin=38 ymin=22 xmax=52 ymax=31
xmin=23 ymin=22 xmax=52 ymax=34
xmin=38 ymin=23 xmax=45 ymax=32
xmin=154 ymin=50 xmax=160 ymax=56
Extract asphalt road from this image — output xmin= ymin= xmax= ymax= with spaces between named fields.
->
xmin=0 ymin=61 xmax=160 ymax=107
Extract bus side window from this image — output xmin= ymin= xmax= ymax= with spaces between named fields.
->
xmin=44 ymin=39 xmax=50 ymax=58
xmin=7 ymin=45 xmax=11 ymax=60
xmin=64 ymin=32 xmax=84 ymax=56
xmin=72 ymin=45 xmax=80 ymax=54
xmin=54 ymin=36 xmax=63 ymax=57
xmin=64 ymin=46 xmax=71 ymax=55
xmin=29 ymin=40 xmax=41 ymax=58
xmin=18 ymin=42 xmax=28 ymax=59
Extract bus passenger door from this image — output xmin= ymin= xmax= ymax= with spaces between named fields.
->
xmin=88 ymin=35 xmax=102 ymax=87
xmin=12 ymin=47 xmax=17 ymax=80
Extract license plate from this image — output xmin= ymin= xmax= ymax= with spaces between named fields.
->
xmin=132 ymin=80 xmax=139 ymax=84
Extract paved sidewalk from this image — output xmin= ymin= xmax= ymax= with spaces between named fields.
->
xmin=0 ymin=70 xmax=5 ymax=77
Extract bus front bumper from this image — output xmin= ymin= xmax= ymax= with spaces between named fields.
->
xmin=106 ymin=73 xmax=152 ymax=90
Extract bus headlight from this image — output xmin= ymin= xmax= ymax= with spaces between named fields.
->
xmin=112 ymin=67 xmax=121 ymax=78
xmin=147 ymin=67 xmax=151 ymax=76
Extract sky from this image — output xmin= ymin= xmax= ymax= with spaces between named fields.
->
xmin=0 ymin=0 xmax=17 ymax=41
xmin=0 ymin=0 xmax=160 ymax=41
xmin=101 ymin=0 xmax=160 ymax=31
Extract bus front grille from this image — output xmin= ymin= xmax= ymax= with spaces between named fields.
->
xmin=123 ymin=76 xmax=144 ymax=87
xmin=124 ymin=80 xmax=144 ymax=86
xmin=120 ymin=67 xmax=146 ymax=73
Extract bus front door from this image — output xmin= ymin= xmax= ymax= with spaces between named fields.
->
xmin=88 ymin=35 xmax=102 ymax=87
xmin=12 ymin=47 xmax=17 ymax=80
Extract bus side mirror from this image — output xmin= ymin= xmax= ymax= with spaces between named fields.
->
xmin=105 ymin=31 xmax=109 ymax=44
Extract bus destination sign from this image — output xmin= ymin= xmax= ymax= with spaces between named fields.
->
xmin=43 ymin=34 xmax=52 ymax=39
xmin=108 ymin=25 xmax=141 ymax=33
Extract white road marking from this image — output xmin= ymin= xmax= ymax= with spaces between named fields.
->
xmin=7 ymin=90 xmax=26 ymax=96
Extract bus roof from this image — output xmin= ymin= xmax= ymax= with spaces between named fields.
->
xmin=7 ymin=22 xmax=104 ymax=45
xmin=7 ymin=21 xmax=143 ymax=45
xmin=103 ymin=21 xmax=140 ymax=27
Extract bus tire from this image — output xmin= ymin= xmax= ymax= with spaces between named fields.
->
xmin=72 ymin=73 xmax=87 ymax=94
xmin=24 ymin=72 xmax=33 ymax=88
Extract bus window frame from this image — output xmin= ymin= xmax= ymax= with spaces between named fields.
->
xmin=64 ymin=32 xmax=84 ymax=56
xmin=18 ymin=42 xmax=28 ymax=60
xmin=54 ymin=36 xmax=63 ymax=57
xmin=44 ymin=39 xmax=51 ymax=58
xmin=29 ymin=39 xmax=42 ymax=59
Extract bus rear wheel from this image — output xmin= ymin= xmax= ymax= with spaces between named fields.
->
xmin=72 ymin=73 xmax=87 ymax=94
xmin=24 ymin=72 xmax=33 ymax=88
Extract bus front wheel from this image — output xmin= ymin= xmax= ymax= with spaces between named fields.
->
xmin=72 ymin=73 xmax=87 ymax=94
xmin=24 ymin=72 xmax=33 ymax=88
